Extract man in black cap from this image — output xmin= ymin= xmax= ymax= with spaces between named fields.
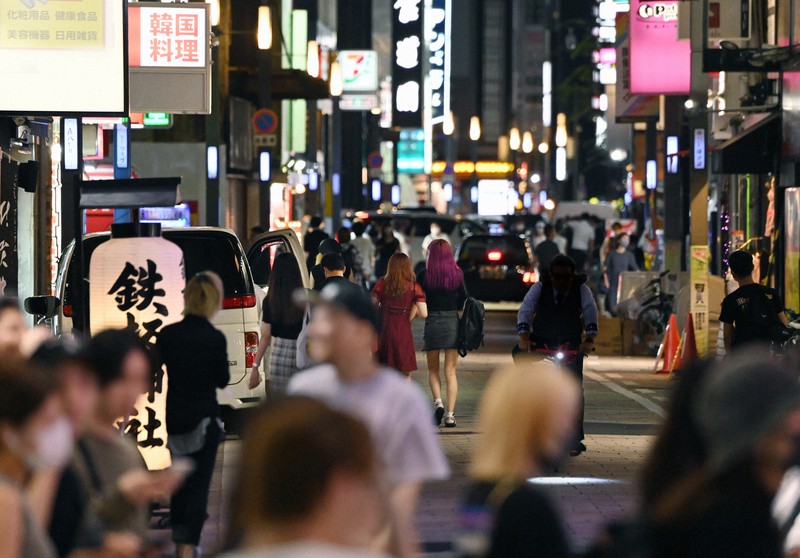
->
xmin=288 ymin=281 xmax=449 ymax=557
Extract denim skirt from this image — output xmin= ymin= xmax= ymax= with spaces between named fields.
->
xmin=423 ymin=310 xmax=459 ymax=351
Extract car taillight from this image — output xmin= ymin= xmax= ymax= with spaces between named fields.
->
xmin=522 ymin=272 xmax=534 ymax=284
xmin=487 ymin=250 xmax=502 ymax=262
xmin=63 ymin=304 xmax=73 ymax=317
xmin=222 ymin=294 xmax=257 ymax=309
xmin=244 ymin=331 xmax=258 ymax=368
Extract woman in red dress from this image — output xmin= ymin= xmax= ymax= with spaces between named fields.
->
xmin=372 ymin=253 xmax=428 ymax=376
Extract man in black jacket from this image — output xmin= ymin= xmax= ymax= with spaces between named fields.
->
xmin=516 ymin=255 xmax=599 ymax=456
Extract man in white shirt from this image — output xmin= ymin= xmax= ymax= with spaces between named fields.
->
xmin=421 ymin=221 xmax=451 ymax=259
xmin=288 ymin=282 xmax=449 ymax=558
xmin=567 ymin=214 xmax=596 ymax=272
xmin=351 ymin=221 xmax=376 ymax=283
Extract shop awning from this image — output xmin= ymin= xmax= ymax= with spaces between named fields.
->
xmin=711 ymin=113 xmax=782 ymax=174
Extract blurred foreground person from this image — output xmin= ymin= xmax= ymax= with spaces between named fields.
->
xmin=77 ymin=331 xmax=183 ymax=546
xmin=372 ymin=253 xmax=427 ymax=376
xmin=590 ymin=348 xmax=800 ymax=558
xmin=250 ymin=254 xmax=306 ymax=397
xmin=457 ymin=363 xmax=579 ymax=558
xmin=158 ymin=272 xmax=229 ymax=558
xmin=288 ymin=281 xmax=449 ymax=557
xmin=0 ymin=361 xmax=67 ymax=558
xmin=222 ymin=397 xmax=388 ymax=558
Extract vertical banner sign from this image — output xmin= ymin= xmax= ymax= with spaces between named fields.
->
xmin=629 ymin=0 xmax=691 ymax=94
xmin=427 ymin=0 xmax=450 ymax=123
xmin=128 ymin=5 xmax=206 ymax=68
xmin=690 ymin=245 xmax=710 ymax=356
xmin=0 ymin=159 xmax=18 ymax=296
xmin=89 ymin=237 xmax=185 ymax=470
xmin=785 ymin=188 xmax=800 ymax=313
xmin=392 ymin=0 xmax=424 ymax=128
xmin=615 ymin=13 xmax=660 ymax=122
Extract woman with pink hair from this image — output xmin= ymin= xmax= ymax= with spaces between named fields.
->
xmin=417 ymin=239 xmax=467 ymax=427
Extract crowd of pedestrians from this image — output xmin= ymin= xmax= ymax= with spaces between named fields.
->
xmin=4 ymin=210 xmax=800 ymax=558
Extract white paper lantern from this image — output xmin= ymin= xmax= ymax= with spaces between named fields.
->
xmin=89 ymin=236 xmax=185 ymax=470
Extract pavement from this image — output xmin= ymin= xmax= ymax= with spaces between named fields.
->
xmin=184 ymin=311 xmax=674 ymax=556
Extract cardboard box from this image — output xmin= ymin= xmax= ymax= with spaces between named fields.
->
xmin=595 ymin=315 xmax=622 ymax=355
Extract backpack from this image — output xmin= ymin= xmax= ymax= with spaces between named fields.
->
xmin=746 ymin=288 xmax=787 ymax=343
xmin=458 ymin=297 xmax=485 ymax=357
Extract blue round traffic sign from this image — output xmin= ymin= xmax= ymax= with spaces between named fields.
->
xmin=253 ymin=109 xmax=279 ymax=134
xmin=368 ymin=151 xmax=383 ymax=169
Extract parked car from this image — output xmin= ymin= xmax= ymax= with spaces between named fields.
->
xmin=455 ymin=234 xmax=536 ymax=302
xmin=26 ymin=227 xmax=308 ymax=416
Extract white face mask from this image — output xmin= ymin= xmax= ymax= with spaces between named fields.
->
xmin=619 ymin=238 xmax=630 ymax=248
xmin=4 ymin=418 xmax=74 ymax=471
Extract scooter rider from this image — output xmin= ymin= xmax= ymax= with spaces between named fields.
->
xmin=517 ymin=254 xmax=599 ymax=456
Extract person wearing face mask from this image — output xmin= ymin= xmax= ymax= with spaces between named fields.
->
xmin=456 ymin=363 xmax=580 ymax=558
xmin=602 ymin=234 xmax=638 ymax=316
xmin=0 ymin=360 xmax=69 ymax=558
xmin=421 ymin=222 xmax=451 ymax=260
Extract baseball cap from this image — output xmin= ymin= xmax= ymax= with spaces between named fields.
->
xmin=300 ymin=282 xmax=379 ymax=333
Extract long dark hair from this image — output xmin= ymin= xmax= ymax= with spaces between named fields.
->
xmin=267 ymin=253 xmax=305 ymax=328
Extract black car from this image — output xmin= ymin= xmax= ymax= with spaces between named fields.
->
xmin=455 ymin=234 xmax=536 ymax=302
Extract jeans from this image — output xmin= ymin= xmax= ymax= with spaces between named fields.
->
xmin=170 ymin=419 xmax=221 ymax=545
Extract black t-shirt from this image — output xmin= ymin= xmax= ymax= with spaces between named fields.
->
xmin=417 ymin=269 xmax=467 ymax=312
xmin=534 ymin=239 xmax=560 ymax=272
xmin=719 ymin=283 xmax=783 ymax=347
xmin=460 ymin=480 xmax=569 ymax=558
xmin=262 ymin=297 xmax=303 ymax=340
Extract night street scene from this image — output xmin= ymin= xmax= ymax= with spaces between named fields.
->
xmin=2 ymin=0 xmax=800 ymax=556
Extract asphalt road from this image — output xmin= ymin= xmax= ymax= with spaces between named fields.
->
xmin=193 ymin=310 xmax=672 ymax=556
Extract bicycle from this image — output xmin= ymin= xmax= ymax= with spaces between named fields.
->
xmin=631 ymin=270 xmax=675 ymax=356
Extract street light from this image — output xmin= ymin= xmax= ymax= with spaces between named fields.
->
xmin=522 ymin=131 xmax=534 ymax=154
xmin=443 ymin=111 xmax=455 ymax=136
xmin=538 ymin=142 xmax=549 ymax=154
xmin=509 ymin=127 xmax=521 ymax=151
xmin=307 ymin=40 xmax=320 ymax=78
xmin=257 ymin=6 xmax=272 ymax=50
xmin=329 ymin=60 xmax=343 ymax=97
xmin=469 ymin=116 xmax=481 ymax=141
xmin=206 ymin=0 xmax=220 ymax=27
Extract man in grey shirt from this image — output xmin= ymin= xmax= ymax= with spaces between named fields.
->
xmin=288 ymin=281 xmax=449 ymax=558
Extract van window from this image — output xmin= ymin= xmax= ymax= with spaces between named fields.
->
xmin=64 ymin=231 xmax=253 ymax=308
xmin=248 ymin=237 xmax=296 ymax=287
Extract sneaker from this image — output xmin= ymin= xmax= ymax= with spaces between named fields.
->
xmin=434 ymin=401 xmax=445 ymax=426
xmin=444 ymin=412 xmax=457 ymax=428
xmin=569 ymin=442 xmax=587 ymax=457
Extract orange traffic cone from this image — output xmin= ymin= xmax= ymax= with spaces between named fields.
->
xmin=655 ymin=314 xmax=680 ymax=374
xmin=681 ymin=313 xmax=698 ymax=365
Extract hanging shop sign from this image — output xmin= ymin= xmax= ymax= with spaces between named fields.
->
xmin=392 ymin=0 xmax=424 ymax=128
xmin=427 ymin=0 xmax=450 ymax=123
xmin=785 ymin=188 xmax=800 ymax=313
xmin=615 ymin=13 xmax=660 ymax=122
xmin=128 ymin=2 xmax=211 ymax=114
xmin=629 ymin=0 xmax=691 ymax=95
xmin=89 ymin=235 xmax=185 ymax=470
xmin=340 ymin=50 xmax=379 ymax=92
xmin=0 ymin=0 xmax=127 ymax=115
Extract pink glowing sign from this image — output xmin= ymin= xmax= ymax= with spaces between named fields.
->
xmin=629 ymin=0 xmax=691 ymax=94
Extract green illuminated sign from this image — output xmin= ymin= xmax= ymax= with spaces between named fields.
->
xmin=143 ymin=112 xmax=171 ymax=127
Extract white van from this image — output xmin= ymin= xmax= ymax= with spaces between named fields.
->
xmin=31 ymin=227 xmax=308 ymax=414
